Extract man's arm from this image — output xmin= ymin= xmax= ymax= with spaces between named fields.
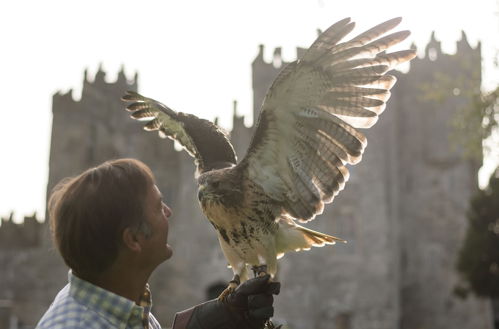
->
xmin=172 ymin=307 xmax=195 ymax=329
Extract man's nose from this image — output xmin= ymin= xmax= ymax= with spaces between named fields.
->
xmin=163 ymin=203 xmax=172 ymax=217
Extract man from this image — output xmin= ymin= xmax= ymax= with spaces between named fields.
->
xmin=36 ymin=158 xmax=279 ymax=329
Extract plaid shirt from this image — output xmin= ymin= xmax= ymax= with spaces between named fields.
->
xmin=36 ymin=272 xmax=162 ymax=329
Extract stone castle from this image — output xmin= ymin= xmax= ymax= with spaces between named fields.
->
xmin=0 ymin=32 xmax=495 ymax=329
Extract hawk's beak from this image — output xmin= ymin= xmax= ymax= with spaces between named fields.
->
xmin=198 ymin=185 xmax=206 ymax=201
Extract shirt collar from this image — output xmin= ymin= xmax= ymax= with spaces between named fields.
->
xmin=68 ymin=271 xmax=152 ymax=328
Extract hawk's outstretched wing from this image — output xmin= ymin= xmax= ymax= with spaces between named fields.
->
xmin=237 ymin=17 xmax=416 ymax=222
xmin=122 ymin=91 xmax=237 ymax=174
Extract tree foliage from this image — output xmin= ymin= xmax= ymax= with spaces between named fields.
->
xmin=457 ymin=169 xmax=499 ymax=297
xmin=452 ymin=86 xmax=499 ymax=160
xmin=417 ymin=53 xmax=495 ymax=161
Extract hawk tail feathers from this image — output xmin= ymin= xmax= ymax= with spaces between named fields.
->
xmin=276 ymin=222 xmax=346 ymax=257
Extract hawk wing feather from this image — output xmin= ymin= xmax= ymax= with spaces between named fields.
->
xmin=122 ymin=91 xmax=237 ymax=174
xmin=238 ymin=17 xmax=416 ymax=222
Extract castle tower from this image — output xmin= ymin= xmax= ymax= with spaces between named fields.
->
xmin=246 ymin=34 xmax=491 ymax=329
xmin=393 ymin=32 xmax=489 ymax=329
xmin=48 ymin=65 xmax=139 ymax=198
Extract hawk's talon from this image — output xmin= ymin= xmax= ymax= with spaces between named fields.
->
xmin=217 ymin=274 xmax=240 ymax=302
xmin=217 ymin=284 xmax=236 ymax=302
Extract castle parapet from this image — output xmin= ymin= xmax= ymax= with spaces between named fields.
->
xmin=0 ymin=213 xmax=43 ymax=249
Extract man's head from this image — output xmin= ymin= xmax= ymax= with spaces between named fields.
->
xmin=48 ymin=158 xmax=171 ymax=280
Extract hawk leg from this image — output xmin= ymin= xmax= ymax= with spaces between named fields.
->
xmin=251 ymin=265 xmax=279 ymax=329
xmin=217 ymin=274 xmax=240 ymax=302
xmin=251 ymin=264 xmax=268 ymax=278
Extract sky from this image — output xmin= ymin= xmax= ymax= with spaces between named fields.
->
xmin=0 ymin=0 xmax=498 ymax=222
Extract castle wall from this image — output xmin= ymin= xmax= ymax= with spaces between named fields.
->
xmin=0 ymin=213 xmax=65 ymax=328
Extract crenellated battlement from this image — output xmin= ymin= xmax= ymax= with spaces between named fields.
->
xmin=0 ymin=212 xmax=43 ymax=249
xmin=410 ymin=31 xmax=481 ymax=84
xmin=422 ymin=30 xmax=481 ymax=61
xmin=81 ymin=64 xmax=138 ymax=98
xmin=52 ymin=65 xmax=138 ymax=110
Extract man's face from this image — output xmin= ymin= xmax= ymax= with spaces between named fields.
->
xmin=141 ymin=184 xmax=173 ymax=266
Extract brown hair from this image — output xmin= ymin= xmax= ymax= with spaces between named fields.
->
xmin=48 ymin=158 xmax=155 ymax=279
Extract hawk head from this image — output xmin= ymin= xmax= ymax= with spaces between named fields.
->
xmin=197 ymin=168 xmax=243 ymax=207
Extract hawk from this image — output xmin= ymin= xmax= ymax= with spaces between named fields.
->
xmin=122 ymin=17 xmax=416 ymax=290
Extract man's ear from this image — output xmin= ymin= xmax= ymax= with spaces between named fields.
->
xmin=122 ymin=227 xmax=142 ymax=253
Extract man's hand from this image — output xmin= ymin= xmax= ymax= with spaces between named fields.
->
xmin=224 ymin=274 xmax=280 ymax=328
xmin=173 ymin=275 xmax=280 ymax=329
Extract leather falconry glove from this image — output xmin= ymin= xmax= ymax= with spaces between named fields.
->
xmin=172 ymin=275 xmax=280 ymax=329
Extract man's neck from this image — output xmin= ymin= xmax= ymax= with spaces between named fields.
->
xmin=87 ymin=259 xmax=153 ymax=304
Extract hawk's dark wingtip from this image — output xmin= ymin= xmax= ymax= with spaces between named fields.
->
xmin=121 ymin=91 xmax=143 ymax=102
